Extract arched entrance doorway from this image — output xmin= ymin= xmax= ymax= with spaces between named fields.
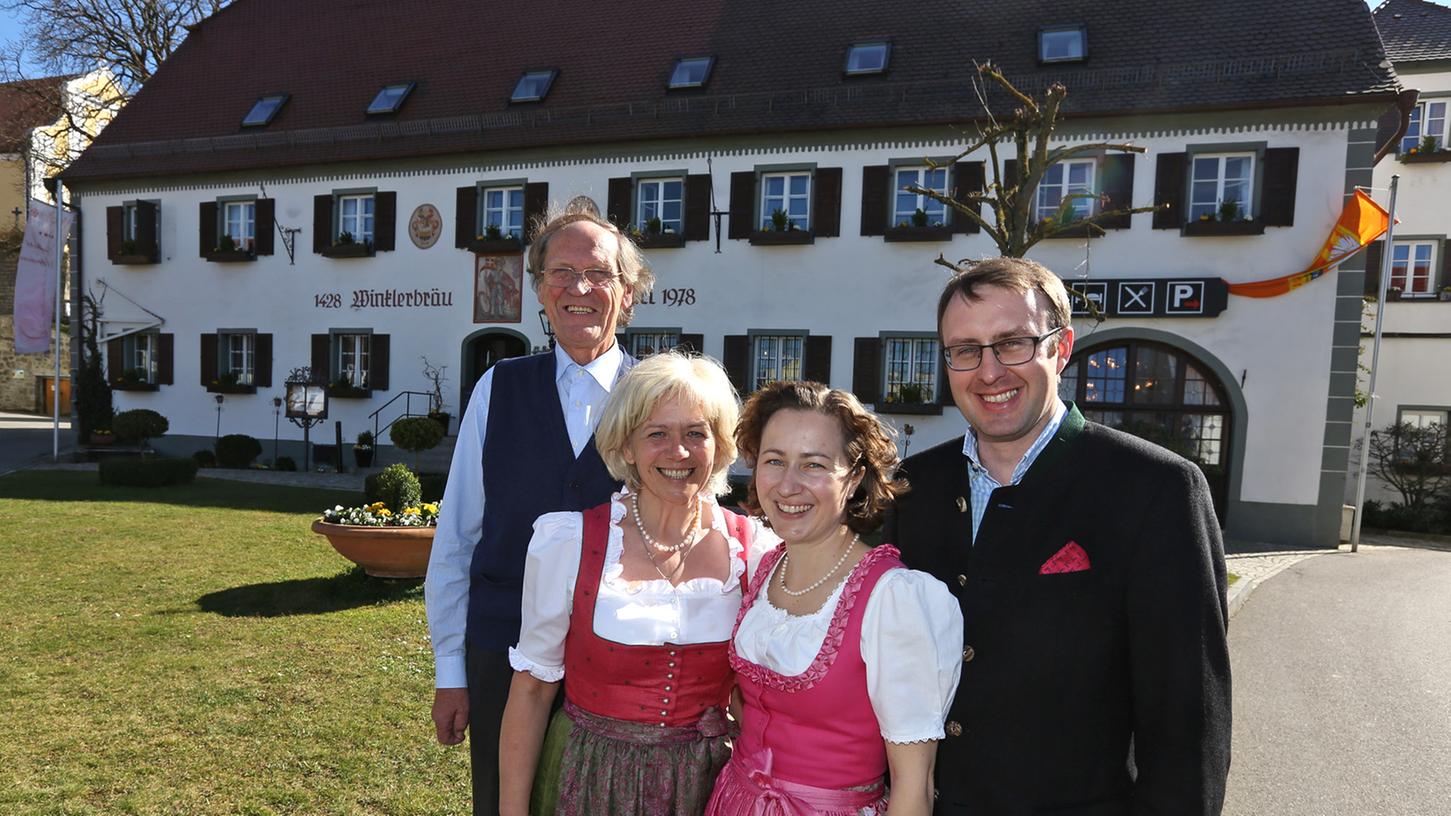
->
xmin=460 ymin=329 xmax=529 ymax=418
xmin=1059 ymin=339 xmax=1233 ymax=524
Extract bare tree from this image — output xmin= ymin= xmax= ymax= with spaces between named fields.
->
xmin=0 ymin=0 xmax=228 ymax=173
xmin=909 ymin=62 xmax=1161 ymax=262
xmin=1365 ymin=421 xmax=1451 ymax=513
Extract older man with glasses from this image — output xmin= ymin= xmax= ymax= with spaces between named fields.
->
xmin=426 ymin=199 xmax=653 ymax=815
xmin=885 ymin=256 xmax=1231 ymax=816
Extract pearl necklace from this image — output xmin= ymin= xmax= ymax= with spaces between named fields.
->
xmin=778 ymin=532 xmax=860 ymax=597
xmin=632 ymin=493 xmax=700 ymax=554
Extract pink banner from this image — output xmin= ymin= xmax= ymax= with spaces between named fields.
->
xmin=12 ymin=199 xmax=73 ymax=354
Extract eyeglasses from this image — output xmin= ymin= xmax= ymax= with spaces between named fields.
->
xmin=942 ymin=327 xmax=1064 ymax=372
xmin=542 ymin=266 xmax=620 ymax=289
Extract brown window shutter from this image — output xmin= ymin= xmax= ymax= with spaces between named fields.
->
xmin=1364 ymin=241 xmax=1384 ymax=297
xmin=678 ymin=333 xmax=704 ymax=354
xmin=803 ymin=335 xmax=832 ymax=383
xmin=523 ymin=182 xmax=549 ymax=244
xmin=860 ymin=165 xmax=889 ymax=236
xmin=1260 ymin=148 xmax=1299 ymax=227
xmin=374 ymin=192 xmax=397 ymax=252
xmin=1097 ymin=154 xmax=1136 ymax=230
xmin=1442 ymin=238 xmax=1451 ymax=291
xmin=952 ymin=162 xmax=985 ymax=234
xmin=1002 ymin=159 xmax=1019 ymax=190
xmin=107 ymin=338 xmax=123 ymax=382
xmin=255 ymin=333 xmax=273 ymax=387
xmin=852 ymin=337 xmax=882 ymax=404
xmin=606 ymin=177 xmax=633 ymax=230
xmin=157 ymin=333 xmax=174 ymax=385
xmin=199 ymin=201 xmax=218 ymax=256
xmin=199 ymin=333 xmax=218 ymax=386
xmin=456 ymin=186 xmax=477 ymax=249
xmin=722 ymin=334 xmax=749 ymax=394
xmin=1152 ymin=153 xmax=1187 ymax=230
xmin=939 ymin=355 xmax=955 ymax=407
xmin=812 ymin=168 xmax=842 ymax=237
xmin=136 ymin=201 xmax=159 ymax=261
xmin=684 ymin=175 xmax=711 ymax=241
xmin=728 ymin=172 xmax=756 ymax=240
xmin=106 ymin=206 xmax=122 ymax=260
xmin=311 ymin=333 xmax=330 ymax=381
xmin=255 ymin=198 xmax=275 ymax=255
xmin=313 ymin=195 xmax=332 ymax=253
xmin=371 ymin=334 xmax=390 ymax=391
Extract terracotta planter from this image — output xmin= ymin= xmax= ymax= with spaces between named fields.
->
xmin=312 ymin=519 xmax=434 ymax=578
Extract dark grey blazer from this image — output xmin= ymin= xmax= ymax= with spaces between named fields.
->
xmin=885 ymin=404 xmax=1231 ymax=816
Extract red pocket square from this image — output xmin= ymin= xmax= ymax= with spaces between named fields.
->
xmin=1039 ymin=541 xmax=1091 ymax=574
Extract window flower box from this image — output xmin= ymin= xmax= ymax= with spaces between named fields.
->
xmin=468 ymin=236 xmax=523 ymax=254
xmin=327 ymin=383 xmax=372 ymax=399
xmin=206 ymin=382 xmax=258 ymax=395
xmin=1400 ymin=150 xmax=1451 ymax=164
xmin=111 ymin=253 xmax=159 ymax=265
xmin=749 ymin=229 xmax=814 ymax=246
xmin=110 ymin=380 xmax=160 ymax=392
xmin=635 ymin=231 xmax=686 ymax=249
xmin=884 ymin=225 xmax=953 ymax=243
xmin=1182 ymin=219 xmax=1265 ymax=237
xmin=204 ymin=248 xmax=257 ymax=263
xmin=321 ymin=242 xmax=374 ymax=259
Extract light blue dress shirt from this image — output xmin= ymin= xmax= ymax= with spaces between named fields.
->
xmin=960 ymin=399 xmax=1068 ymax=543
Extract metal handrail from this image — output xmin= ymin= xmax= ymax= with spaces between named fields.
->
xmin=369 ymin=390 xmax=434 ymax=440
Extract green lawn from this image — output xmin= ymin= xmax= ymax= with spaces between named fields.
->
xmin=0 ymin=471 xmax=470 ymax=816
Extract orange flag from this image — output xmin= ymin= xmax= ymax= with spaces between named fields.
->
xmin=1227 ymin=189 xmax=1390 ymax=298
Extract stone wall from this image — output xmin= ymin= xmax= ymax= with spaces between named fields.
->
xmin=0 ymin=236 xmax=71 ymax=413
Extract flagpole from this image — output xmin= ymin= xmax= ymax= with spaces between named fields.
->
xmin=52 ymin=177 xmax=63 ymax=462
xmin=1350 ymin=174 xmax=1398 ymax=553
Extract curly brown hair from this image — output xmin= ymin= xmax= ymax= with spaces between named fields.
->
xmin=735 ymin=380 xmax=907 ymax=535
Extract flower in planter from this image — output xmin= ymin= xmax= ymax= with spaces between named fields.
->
xmin=322 ymin=500 xmax=441 ymax=527
xmin=336 ymin=231 xmax=355 ymax=246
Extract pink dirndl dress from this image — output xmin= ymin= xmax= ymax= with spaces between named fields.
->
xmin=705 ymin=545 xmax=905 ymax=815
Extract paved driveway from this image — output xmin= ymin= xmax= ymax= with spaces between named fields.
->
xmin=0 ymin=412 xmax=70 ymax=476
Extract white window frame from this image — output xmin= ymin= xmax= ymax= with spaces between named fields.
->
xmin=121 ymin=203 xmax=138 ymax=242
xmin=1390 ymin=240 xmax=1437 ymax=296
xmin=338 ymin=193 xmax=375 ymax=244
xmin=481 ymin=185 xmax=525 ymax=239
xmin=1188 ymin=152 xmax=1256 ymax=222
xmin=893 ymin=166 xmax=949 ymax=227
xmin=1039 ymin=26 xmax=1087 ymax=63
xmin=626 ymin=330 xmax=681 ymax=358
xmin=336 ymin=333 xmax=371 ymax=388
xmin=636 ymin=178 xmax=684 ymax=234
xmin=760 ymin=172 xmax=811 ymax=231
xmin=1398 ymin=407 xmax=1449 ymax=429
xmin=882 ymin=336 xmax=940 ymax=404
xmin=1402 ymin=100 xmax=1449 ymax=154
xmin=751 ymin=333 xmax=805 ymax=391
xmin=1036 ymin=158 xmax=1097 ymax=222
xmin=127 ymin=332 xmax=158 ymax=384
xmin=222 ymin=200 xmax=256 ymax=250
xmin=222 ymin=332 xmax=255 ymax=386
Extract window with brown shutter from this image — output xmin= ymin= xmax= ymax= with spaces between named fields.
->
xmin=255 ymin=198 xmax=275 ymax=255
xmin=1152 ymin=153 xmax=1187 ymax=230
xmin=523 ymin=182 xmax=548 ymax=243
xmin=853 ymin=337 xmax=882 ymax=403
xmin=1260 ymin=148 xmax=1299 ymax=227
xmin=803 ymin=335 xmax=832 ymax=383
xmin=727 ymin=173 xmax=756 ymax=240
xmin=1096 ymin=154 xmax=1136 ymax=230
xmin=455 ymin=186 xmax=477 ymax=249
xmin=860 ymin=166 xmax=890 ymax=237
xmin=812 ymin=168 xmax=842 ymax=238
xmin=722 ymin=334 xmax=749 ymax=394
xmin=606 ymin=177 xmax=633 ymax=230
xmin=952 ymin=162 xmax=985 ymax=235
xmin=683 ymin=175 xmax=711 ymax=242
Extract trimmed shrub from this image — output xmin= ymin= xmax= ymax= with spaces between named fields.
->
xmin=274 ymin=456 xmax=298 ymax=472
xmin=216 ymin=434 xmax=263 ymax=468
xmin=99 ymin=456 xmax=198 ymax=487
xmin=390 ymin=416 xmax=444 ymax=454
xmin=364 ymin=469 xmax=447 ymax=505
xmin=112 ymin=409 xmax=169 ymax=445
xmin=368 ymin=463 xmax=422 ymax=512
xmin=192 ymin=449 xmax=217 ymax=468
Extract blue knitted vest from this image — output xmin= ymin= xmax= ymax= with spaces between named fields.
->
xmin=466 ymin=351 xmax=625 ymax=651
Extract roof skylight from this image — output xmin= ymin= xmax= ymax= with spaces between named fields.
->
xmin=367 ymin=82 xmax=415 ymax=115
xmin=1039 ymin=26 xmax=1087 ymax=63
xmin=668 ymin=57 xmax=714 ymax=89
xmin=241 ymin=93 xmax=288 ymax=127
xmin=845 ymin=42 xmax=891 ymax=75
xmin=511 ymin=70 xmax=557 ymax=103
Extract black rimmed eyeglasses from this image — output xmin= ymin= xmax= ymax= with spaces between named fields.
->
xmin=942 ymin=326 xmax=1064 ymax=372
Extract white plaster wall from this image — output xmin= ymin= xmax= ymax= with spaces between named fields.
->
xmin=75 ymin=109 xmax=1359 ymax=511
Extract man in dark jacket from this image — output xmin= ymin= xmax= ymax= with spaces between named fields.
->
xmin=885 ymin=257 xmax=1231 ymax=815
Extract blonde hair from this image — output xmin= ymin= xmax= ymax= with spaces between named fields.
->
xmin=525 ymin=197 xmax=654 ymax=327
xmin=596 ymin=352 xmax=740 ymax=496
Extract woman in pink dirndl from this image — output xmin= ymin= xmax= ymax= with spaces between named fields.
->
xmin=499 ymin=353 xmax=775 ymax=816
xmin=707 ymin=381 xmax=963 ymax=816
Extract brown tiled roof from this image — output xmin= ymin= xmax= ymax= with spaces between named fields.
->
xmin=64 ymin=0 xmax=1400 ymax=183
xmin=1374 ymin=0 xmax=1451 ymax=63
xmin=0 ymin=76 xmax=68 ymax=153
